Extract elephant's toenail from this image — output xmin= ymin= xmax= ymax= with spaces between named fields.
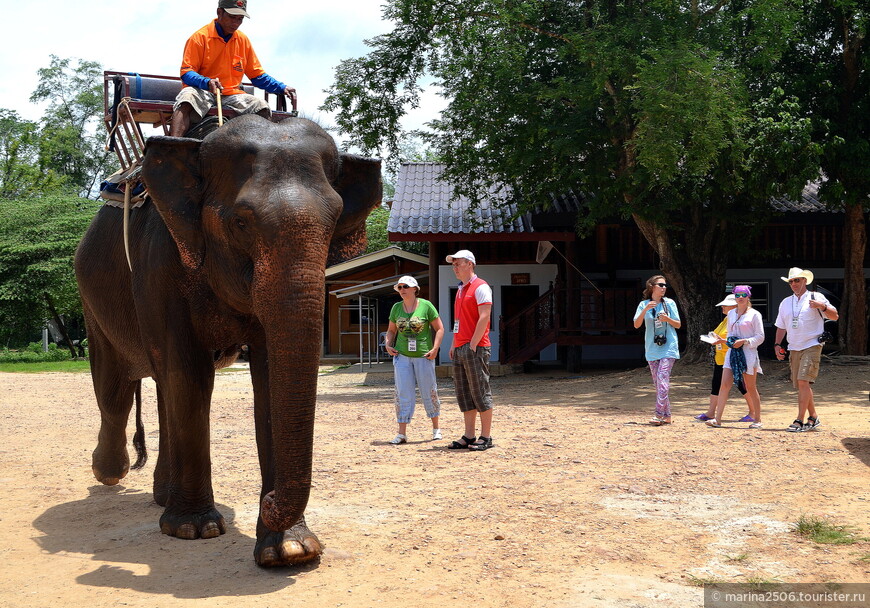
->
xmin=201 ymin=522 xmax=221 ymax=539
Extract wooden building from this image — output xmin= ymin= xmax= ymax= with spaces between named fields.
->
xmin=385 ymin=163 xmax=869 ymax=368
xmin=323 ymin=246 xmax=428 ymax=361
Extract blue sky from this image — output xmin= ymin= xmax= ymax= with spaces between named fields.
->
xmin=3 ymin=0 xmax=444 ymax=138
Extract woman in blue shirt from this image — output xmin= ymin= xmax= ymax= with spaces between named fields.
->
xmin=633 ymin=275 xmax=681 ymax=425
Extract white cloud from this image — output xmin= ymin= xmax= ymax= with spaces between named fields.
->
xmin=3 ymin=0 xmax=444 ymax=134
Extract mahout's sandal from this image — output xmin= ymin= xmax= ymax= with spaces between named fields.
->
xmin=448 ymin=435 xmax=476 ymax=450
xmin=705 ymin=419 xmax=722 ymax=428
xmin=468 ymin=436 xmax=493 ymax=451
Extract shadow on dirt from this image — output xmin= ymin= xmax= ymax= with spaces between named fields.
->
xmin=32 ymin=485 xmax=317 ymax=598
xmin=841 ymin=438 xmax=870 ymax=470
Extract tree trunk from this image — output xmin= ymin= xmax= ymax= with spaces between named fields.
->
xmin=43 ymin=293 xmax=77 ymax=358
xmin=841 ymin=203 xmax=868 ymax=355
xmin=632 ymin=206 xmax=730 ymax=364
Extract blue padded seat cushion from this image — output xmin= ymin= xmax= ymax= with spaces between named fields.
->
xmin=121 ymin=74 xmax=255 ymax=102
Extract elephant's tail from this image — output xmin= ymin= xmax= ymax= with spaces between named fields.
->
xmin=130 ymin=380 xmax=148 ymax=470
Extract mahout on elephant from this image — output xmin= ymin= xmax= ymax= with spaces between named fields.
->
xmin=75 ymin=115 xmax=381 ymax=567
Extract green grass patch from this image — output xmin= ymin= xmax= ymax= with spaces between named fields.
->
xmin=686 ymin=574 xmax=724 ymax=587
xmin=216 ymin=366 xmax=251 ymax=374
xmin=795 ymin=515 xmax=867 ymax=545
xmin=725 ymin=552 xmax=749 ymax=563
xmin=319 ymin=364 xmax=352 ymax=374
xmin=0 ymin=359 xmax=91 ymax=373
xmin=744 ymin=576 xmax=782 ymax=588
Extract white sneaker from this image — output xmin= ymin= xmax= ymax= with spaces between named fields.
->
xmin=432 ymin=429 xmax=442 ymax=440
xmin=389 ymin=434 xmax=407 ymax=444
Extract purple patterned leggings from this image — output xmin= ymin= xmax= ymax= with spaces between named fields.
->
xmin=648 ymin=357 xmax=675 ymax=418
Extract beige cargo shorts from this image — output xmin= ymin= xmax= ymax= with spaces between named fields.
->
xmin=174 ymin=87 xmax=269 ymax=120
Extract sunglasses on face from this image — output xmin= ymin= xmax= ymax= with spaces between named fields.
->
xmin=655 ymin=283 xmax=668 ymax=288
xmin=734 ymin=293 xmax=749 ymax=298
xmin=397 ymin=285 xmax=411 ymax=289
xmin=788 ymin=278 xmax=803 ymax=284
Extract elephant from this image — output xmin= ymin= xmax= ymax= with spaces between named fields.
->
xmin=74 ymin=115 xmax=382 ymax=567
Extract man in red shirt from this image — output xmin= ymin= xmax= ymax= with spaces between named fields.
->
xmin=169 ymin=0 xmax=297 ymax=136
xmin=446 ymin=250 xmax=495 ymax=451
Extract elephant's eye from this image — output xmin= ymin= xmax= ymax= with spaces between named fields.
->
xmin=234 ymin=218 xmax=247 ymax=230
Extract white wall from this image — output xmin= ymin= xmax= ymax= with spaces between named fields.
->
xmin=438 ymin=264 xmax=559 ymax=364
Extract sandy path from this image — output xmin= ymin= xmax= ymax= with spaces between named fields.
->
xmin=1 ymin=359 xmax=868 ymax=607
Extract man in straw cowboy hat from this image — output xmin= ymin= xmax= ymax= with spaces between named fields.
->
xmin=774 ymin=267 xmax=839 ymax=432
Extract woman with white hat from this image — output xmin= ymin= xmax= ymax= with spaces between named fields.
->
xmin=706 ymin=285 xmax=765 ymax=429
xmin=694 ymin=294 xmax=752 ymax=422
xmin=383 ymin=275 xmax=445 ymax=444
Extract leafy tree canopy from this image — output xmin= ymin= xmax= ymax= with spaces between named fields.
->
xmin=29 ymin=55 xmax=114 ymax=198
xmin=0 ymin=196 xmax=99 ymax=347
xmin=324 ymin=0 xmax=823 ymax=360
xmin=772 ymin=0 xmax=868 ymax=354
xmin=0 ymin=109 xmax=67 ymax=198
xmin=325 ymin=0 xmax=817 ymax=220
xmin=775 ymin=0 xmax=869 ymax=208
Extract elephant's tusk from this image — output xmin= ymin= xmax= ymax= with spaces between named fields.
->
xmin=123 ymin=183 xmax=133 ymax=272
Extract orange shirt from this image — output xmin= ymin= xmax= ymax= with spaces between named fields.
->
xmin=180 ymin=21 xmax=266 ymax=96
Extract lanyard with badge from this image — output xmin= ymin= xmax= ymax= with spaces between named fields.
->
xmin=791 ymin=293 xmax=802 ymax=329
xmin=453 ymin=280 xmax=473 ymax=334
xmin=402 ymin=303 xmax=418 ymax=352
xmin=652 ymin=301 xmax=664 ymax=330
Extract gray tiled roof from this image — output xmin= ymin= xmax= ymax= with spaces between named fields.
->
xmin=388 ymin=163 xmax=532 ymax=234
xmin=389 ymin=164 xmax=835 ymax=236
xmin=770 ymin=182 xmax=832 ymax=213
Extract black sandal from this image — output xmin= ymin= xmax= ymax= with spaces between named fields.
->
xmin=468 ymin=436 xmax=493 ymax=451
xmin=448 ymin=435 xmax=476 ymax=450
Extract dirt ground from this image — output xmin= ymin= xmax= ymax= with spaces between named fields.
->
xmin=1 ymin=357 xmax=869 ymax=608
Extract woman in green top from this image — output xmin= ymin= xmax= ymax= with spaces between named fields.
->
xmin=384 ymin=275 xmax=444 ymax=444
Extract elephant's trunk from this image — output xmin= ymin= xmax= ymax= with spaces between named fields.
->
xmin=252 ymin=244 xmax=329 ymax=532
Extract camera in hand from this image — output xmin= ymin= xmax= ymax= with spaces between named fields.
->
xmin=653 ymin=334 xmax=667 ymax=346
xmin=817 ymin=331 xmax=833 ymax=344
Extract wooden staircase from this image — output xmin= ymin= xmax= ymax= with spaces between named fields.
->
xmin=499 ymin=286 xmax=641 ymax=364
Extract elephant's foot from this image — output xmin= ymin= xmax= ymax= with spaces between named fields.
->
xmin=92 ymin=444 xmax=130 ymax=486
xmin=159 ymin=506 xmax=226 ymax=540
xmin=254 ymin=516 xmax=322 ymax=567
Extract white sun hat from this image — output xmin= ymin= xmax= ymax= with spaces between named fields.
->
xmin=393 ymin=276 xmax=419 ymax=292
xmin=781 ymin=267 xmax=814 ymax=284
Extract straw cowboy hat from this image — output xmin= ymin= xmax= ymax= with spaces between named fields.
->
xmin=781 ymin=267 xmax=814 ymax=284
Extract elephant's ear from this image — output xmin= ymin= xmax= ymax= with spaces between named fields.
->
xmin=328 ymin=153 xmax=383 ymax=266
xmin=141 ymin=136 xmax=204 ymax=270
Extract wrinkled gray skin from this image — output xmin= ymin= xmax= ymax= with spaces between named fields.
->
xmin=75 ymin=115 xmax=381 ymax=567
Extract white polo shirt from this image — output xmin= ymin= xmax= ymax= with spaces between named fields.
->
xmin=774 ymin=291 xmax=831 ymax=351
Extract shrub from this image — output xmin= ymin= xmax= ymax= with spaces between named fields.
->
xmin=0 ymin=344 xmax=73 ymax=363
